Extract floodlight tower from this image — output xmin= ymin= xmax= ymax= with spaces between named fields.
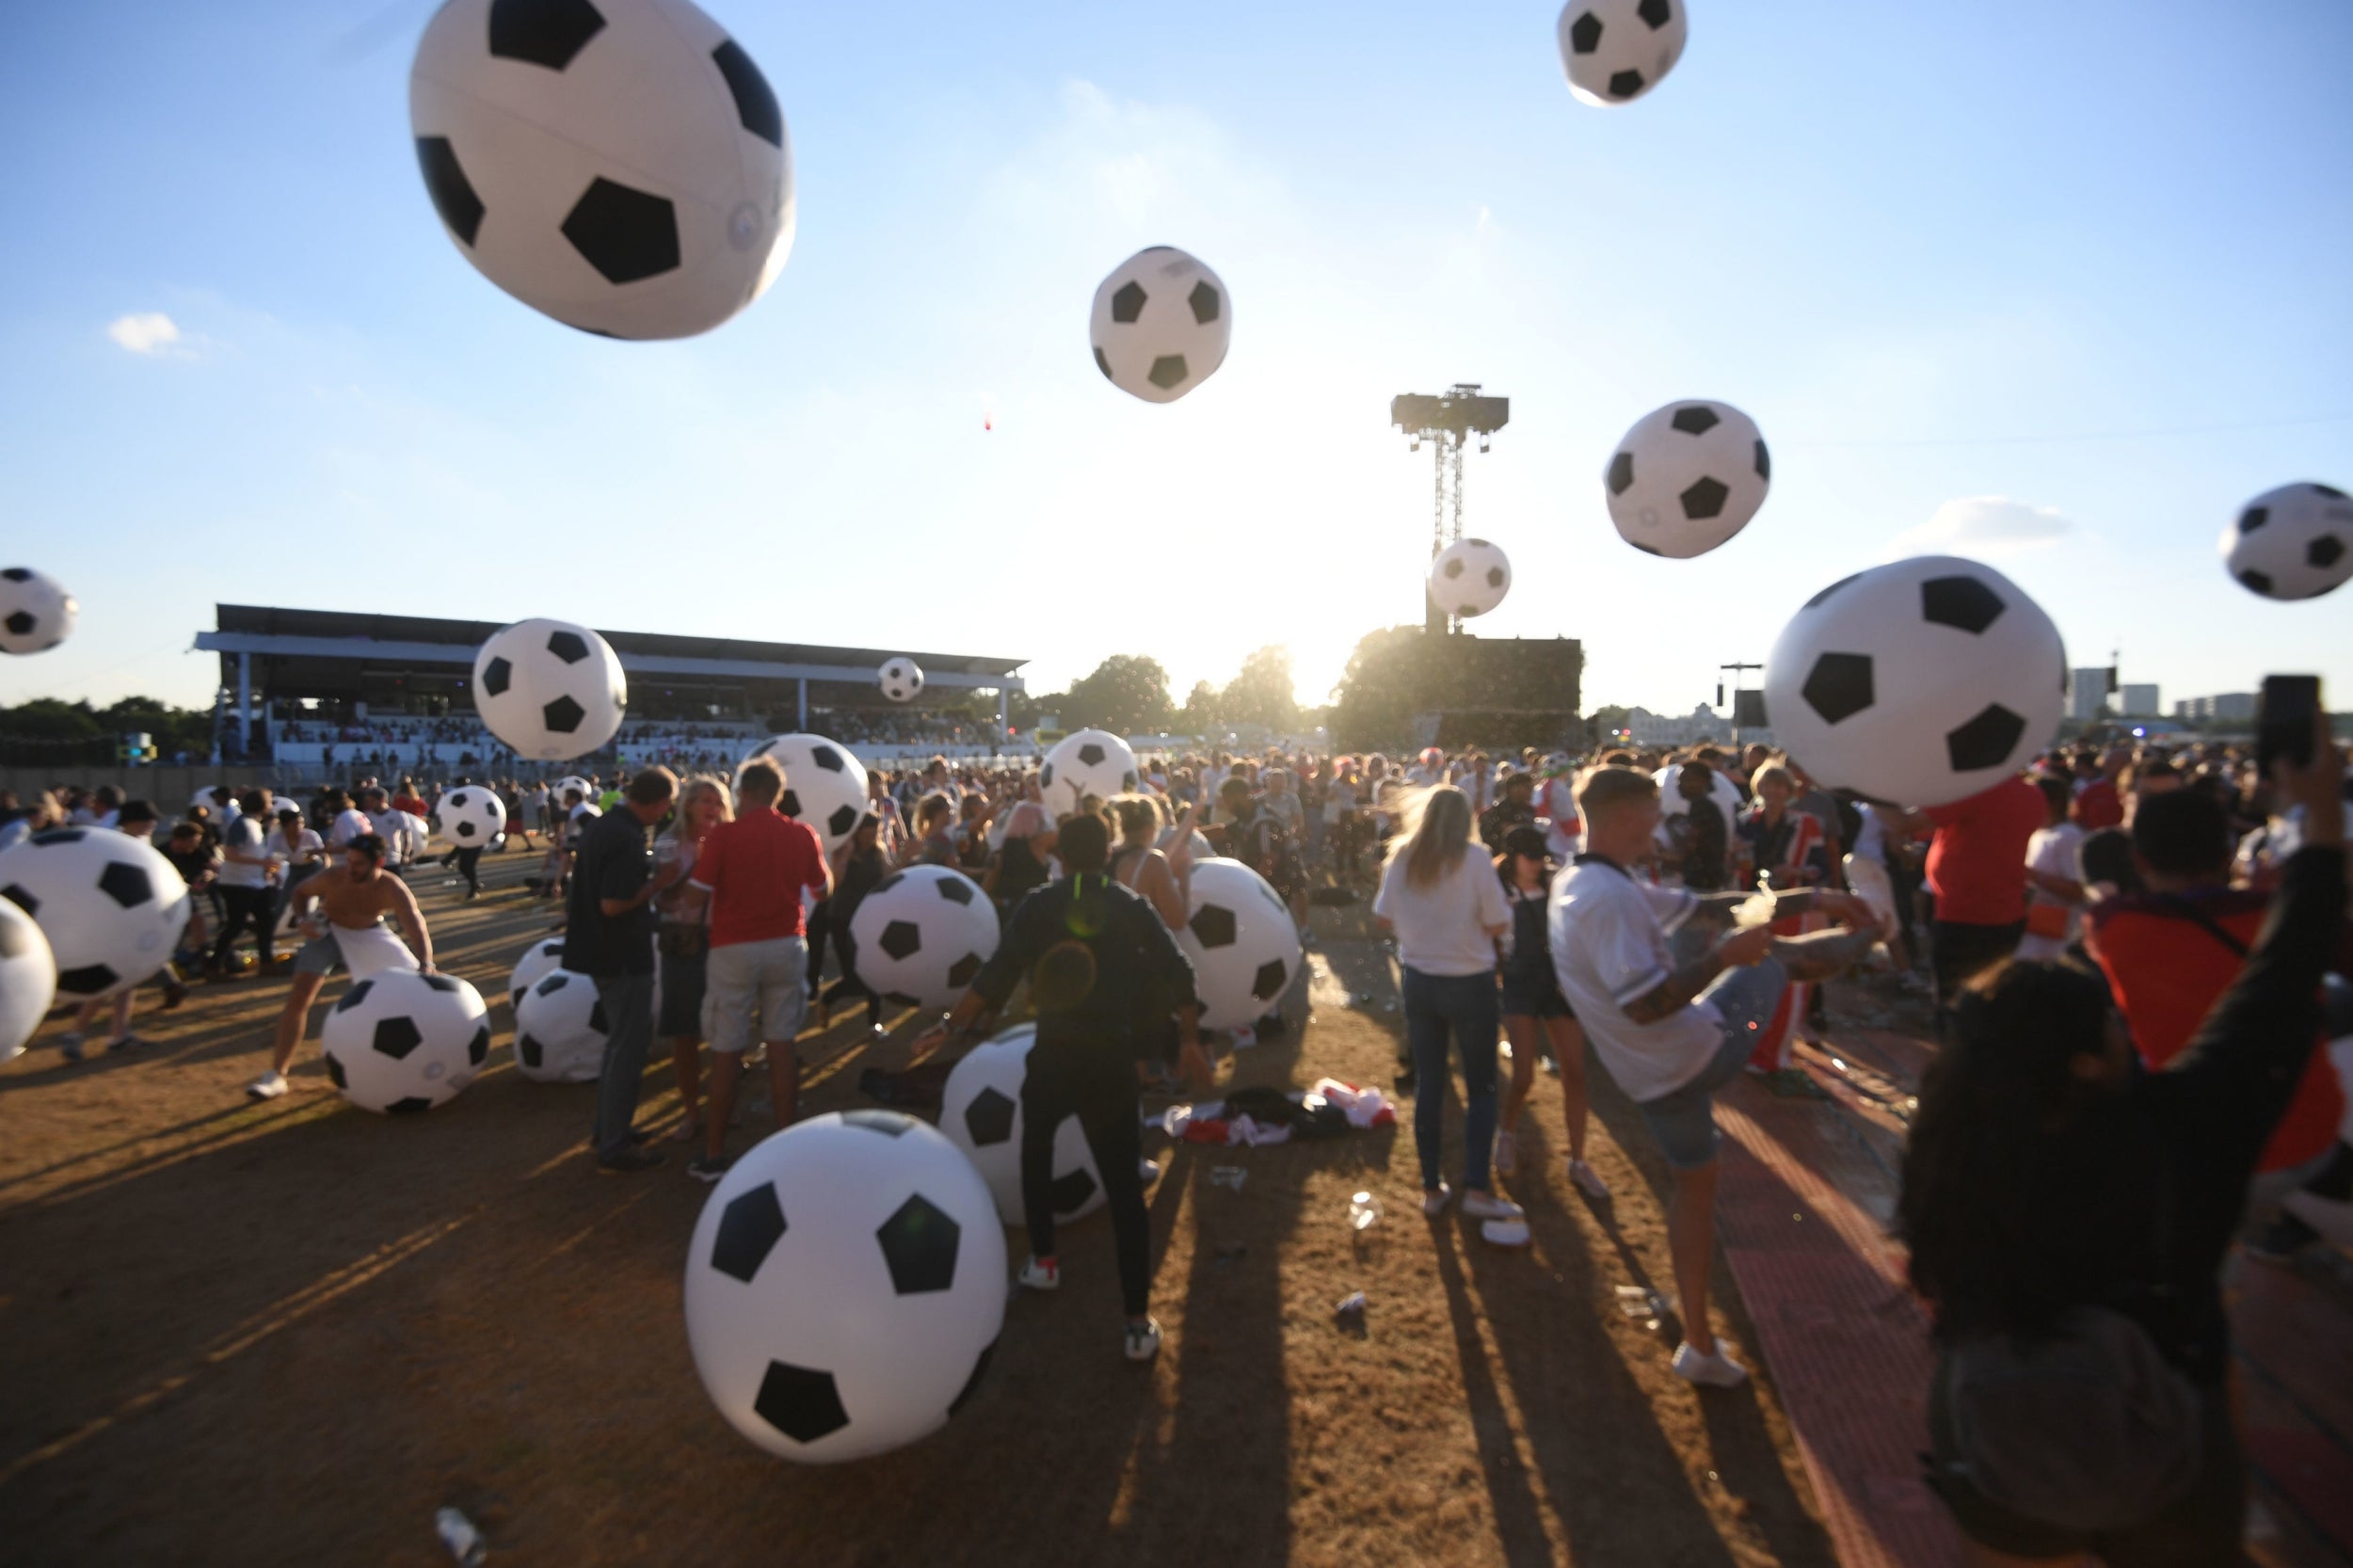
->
xmin=1391 ymin=384 xmax=1510 ymax=634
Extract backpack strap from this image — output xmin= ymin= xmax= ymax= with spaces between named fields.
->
xmin=2153 ymin=894 xmax=2250 ymax=960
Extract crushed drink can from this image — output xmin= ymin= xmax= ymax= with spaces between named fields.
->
xmin=436 ymin=1506 xmax=486 ymax=1566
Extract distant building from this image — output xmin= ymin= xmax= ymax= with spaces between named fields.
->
xmin=2068 ymin=668 xmax=2111 ymax=723
xmin=2120 ymin=683 xmax=2160 ymax=717
xmin=2173 ymin=693 xmax=2258 ymax=724
xmin=1627 ymin=704 xmax=1733 ymax=747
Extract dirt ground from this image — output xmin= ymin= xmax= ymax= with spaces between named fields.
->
xmin=1 ymin=847 xmax=1836 ymax=1568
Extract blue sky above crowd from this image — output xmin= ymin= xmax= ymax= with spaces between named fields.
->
xmin=1 ymin=0 xmax=2347 ymax=721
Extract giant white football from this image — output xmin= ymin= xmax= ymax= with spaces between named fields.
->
xmin=1428 ymin=537 xmax=1512 ymax=618
xmin=877 ymin=657 xmax=924 ymax=704
xmin=508 ymin=935 xmax=568 ymax=1011
xmin=847 ymin=866 xmax=999 ymax=1012
xmin=684 ymin=1110 xmax=1006 ymax=1463
xmin=1089 ymin=247 xmax=1230 ymax=405
xmin=1039 ymin=728 xmax=1140 ymax=814
xmin=938 ymin=1023 xmax=1108 ymax=1227
xmin=321 ymin=970 xmax=491 ymax=1113
xmin=1604 ymin=400 xmax=1770 ymax=559
xmin=0 ymin=828 xmax=191 ymax=1000
xmin=472 ymin=617 xmax=628 ymax=761
xmin=0 ymin=896 xmax=56 ymax=1062
xmin=409 ymin=0 xmax=793 ymax=340
xmin=0 ymin=568 xmax=77 ymax=656
xmin=1176 ymin=856 xmax=1303 ymax=1031
xmin=513 ymin=968 xmax=609 ymax=1082
xmin=438 ymin=784 xmax=508 ymax=848
xmin=2220 ymin=482 xmax=2352 ymax=601
xmin=1763 ymin=556 xmax=2066 ymax=809
xmin=1557 ymin=0 xmax=1689 ymax=107
xmin=737 ymin=733 xmax=870 ymax=855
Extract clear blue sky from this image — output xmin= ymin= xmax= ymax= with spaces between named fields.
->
xmin=2 ymin=0 xmax=2348 ymax=721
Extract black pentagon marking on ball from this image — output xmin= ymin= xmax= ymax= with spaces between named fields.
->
xmin=711 ymin=1182 xmax=787 ymax=1283
xmin=948 ymin=1338 xmax=996 ymax=1416
xmin=841 ymin=1110 xmax=915 ymax=1136
xmin=386 ymin=1096 xmax=435 ymax=1115
xmin=468 ymin=1025 xmax=489 ymax=1066
xmin=753 ymin=1361 xmax=848 ymax=1446
xmin=1252 ymin=958 xmax=1289 ymax=1001
xmin=1191 ymin=904 xmax=1237 ymax=948
xmin=1803 ymin=571 xmax=1863 ymax=610
xmin=1051 ymin=1168 xmax=1100 ymax=1214
xmin=326 ymin=1052 xmax=348 ymax=1090
xmin=780 ymin=789 xmax=803 ymax=818
xmin=2239 ymin=568 xmax=2274 ymax=596
xmin=1147 ymin=355 xmax=1190 ymax=390
xmin=519 ymin=1032 xmax=544 ymax=1069
xmin=965 ymin=1086 xmax=1016 ymax=1146
xmin=0 ymin=568 xmax=28 ymax=583
xmin=424 ymin=974 xmax=461 ymax=994
xmin=1679 ymin=477 xmax=1729 ymax=520
xmin=481 ymin=656 xmax=512 ymax=697
xmin=872 ymin=872 xmax=905 ymax=897
xmin=1567 ymin=10 xmax=1604 ymax=52
xmin=0 ymin=914 xmax=26 ymax=958
xmin=448 ymin=791 xmax=470 ymax=809
xmin=1486 ymin=567 xmax=1506 ymax=588
xmin=1443 ymin=558 xmax=1465 ymax=579
xmin=562 ymin=178 xmax=680 ymax=284
xmin=546 ymin=630 xmax=590 ymax=664
xmin=588 ymin=998 xmax=609 ymax=1034
xmin=1945 ymin=704 xmax=2026 ymax=773
xmin=2238 ymin=505 xmax=2269 ymax=534
xmin=825 ymin=804 xmax=858 ymax=840
xmin=1077 ymin=743 xmax=1106 ymax=767
xmin=536 ymin=972 xmax=568 ymax=997
xmin=31 ymin=829 xmax=87 ymax=846
xmin=5 ymin=612 xmax=32 ymax=637
xmin=876 ymin=1192 xmax=962 ymax=1294
xmin=336 ymin=979 xmax=378 ymax=1015
xmin=1188 ymin=281 xmax=1221 ymax=325
xmin=413 ymin=136 xmax=485 ymax=248
xmin=935 ymin=876 xmax=974 ymax=906
xmin=57 ymin=963 xmax=120 ymax=996
xmin=488 ymin=0 xmax=605 ymax=70
xmin=710 ymin=39 xmax=783 ymax=148
xmin=456 ymin=822 xmax=478 ymax=840
xmin=1094 ymin=346 xmax=1114 ymax=381
xmin=1919 ymin=575 xmax=2008 ymax=634
xmin=1801 ymin=652 xmax=1875 ymax=727
xmin=1670 ymin=406 xmax=1721 ymax=437
xmin=1754 ymin=440 xmax=1771 ymax=482
xmin=2309 ymin=535 xmax=2345 ymax=569
xmin=1039 ymin=763 xmax=1055 ymax=789
xmin=1606 ymin=452 xmax=1636 ymax=496
xmin=543 ymin=695 xmax=586 ymax=735
xmin=1638 ymin=0 xmax=1673 ymax=24
xmin=96 ymin=859 xmax=154 ymax=910
xmin=1111 ymin=281 xmax=1147 ymax=324
xmin=1609 ymin=69 xmax=1646 ymax=98
xmin=0 ymin=884 xmax=34 ymax=920
xmin=373 ymin=1016 xmax=424 ymax=1061
xmin=810 ymin=744 xmax=843 ymax=772
xmin=946 ymin=952 xmax=982 ymax=988
xmin=879 ymin=920 xmax=922 ymax=961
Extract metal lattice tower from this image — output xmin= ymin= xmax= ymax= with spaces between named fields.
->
xmin=1392 ymin=384 xmax=1509 ymax=634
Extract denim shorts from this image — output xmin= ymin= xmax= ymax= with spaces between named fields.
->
xmin=1636 ymin=958 xmax=1787 ymax=1170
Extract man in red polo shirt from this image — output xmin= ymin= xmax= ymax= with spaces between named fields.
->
xmin=1891 ymin=772 xmax=2045 ymax=1029
xmin=686 ymin=755 xmax=832 ymax=1182
xmin=2074 ymin=746 xmax=2126 ymax=832
xmin=2087 ymin=788 xmax=2352 ymax=1261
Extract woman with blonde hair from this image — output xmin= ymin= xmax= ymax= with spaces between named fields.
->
xmin=1373 ymin=785 xmax=1519 ymax=1221
xmin=655 ymin=776 xmax=731 ymax=1143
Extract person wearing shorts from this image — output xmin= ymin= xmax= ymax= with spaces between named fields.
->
xmin=1494 ymin=825 xmax=1605 ymax=1197
xmin=246 ymin=835 xmax=432 ymax=1101
xmin=1551 ymin=766 xmax=1878 ymax=1389
xmin=686 ymin=756 xmax=830 ymax=1182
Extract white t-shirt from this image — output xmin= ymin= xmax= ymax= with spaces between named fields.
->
xmin=2017 ymin=822 xmax=2087 ymax=962
xmin=1373 ymin=847 xmax=1510 ymax=978
xmin=216 ymin=814 xmax=272 ymax=889
xmin=1548 ymin=857 xmax=1726 ymax=1103
xmin=328 ymin=808 xmax=372 ymax=848
xmin=267 ymin=824 xmax=324 ymax=869
xmin=1538 ymin=777 xmax=1582 ymax=862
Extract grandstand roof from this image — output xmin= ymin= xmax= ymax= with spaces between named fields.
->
xmin=197 ymin=605 xmax=1026 ymax=692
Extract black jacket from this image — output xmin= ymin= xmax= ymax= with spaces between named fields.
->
xmin=972 ymin=872 xmax=1199 ymax=1047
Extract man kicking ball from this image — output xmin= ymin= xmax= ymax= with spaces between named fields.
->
xmin=245 ymin=833 xmax=433 ymax=1101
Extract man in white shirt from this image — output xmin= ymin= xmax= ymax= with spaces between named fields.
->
xmin=324 ymin=789 xmax=372 ymax=851
xmin=1550 ymin=765 xmax=1876 ymax=1388
xmin=210 ymin=789 xmax=280 ymax=973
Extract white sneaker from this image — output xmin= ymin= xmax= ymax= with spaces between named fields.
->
xmin=1124 ymin=1318 xmax=1163 ymax=1362
xmin=1567 ymin=1159 xmax=1612 ymax=1201
xmin=245 ymin=1070 xmax=288 ymax=1101
xmin=1462 ymin=1190 xmax=1524 ymax=1222
xmin=1672 ymin=1342 xmax=1749 ymax=1388
xmin=1138 ymin=1159 xmax=1161 ymax=1185
xmin=1493 ymin=1128 xmax=1518 ymax=1177
xmin=1421 ymin=1183 xmax=1453 ymax=1217
xmin=1016 ymin=1256 xmax=1060 ymax=1292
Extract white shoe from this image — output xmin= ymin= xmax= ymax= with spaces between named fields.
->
xmin=1138 ymin=1159 xmax=1161 ymax=1185
xmin=1567 ymin=1159 xmax=1611 ymax=1201
xmin=1016 ymin=1256 xmax=1060 ymax=1291
xmin=245 ymin=1070 xmax=288 ymax=1101
xmin=1493 ymin=1128 xmax=1518 ymax=1176
xmin=1421 ymin=1183 xmax=1453 ymax=1217
xmin=1124 ymin=1318 xmax=1163 ymax=1362
xmin=1462 ymin=1190 xmax=1524 ymax=1222
xmin=1672 ymin=1342 xmax=1749 ymax=1388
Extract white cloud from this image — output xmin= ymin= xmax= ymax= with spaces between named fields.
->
xmin=1889 ymin=495 xmax=2073 ymax=557
xmin=106 ymin=312 xmax=183 ymax=355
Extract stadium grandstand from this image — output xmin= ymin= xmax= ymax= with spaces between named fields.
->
xmin=193 ymin=605 xmax=1029 ymax=776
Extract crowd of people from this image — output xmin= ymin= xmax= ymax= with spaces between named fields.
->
xmin=4 ymin=702 xmax=2346 ymax=1556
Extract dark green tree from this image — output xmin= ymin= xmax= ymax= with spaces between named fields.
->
xmin=1220 ymin=645 xmax=1298 ymax=730
xmin=1062 ymin=655 xmax=1173 ymax=735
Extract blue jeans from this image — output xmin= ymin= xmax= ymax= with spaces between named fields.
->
xmin=1401 ymin=966 xmax=1500 ymax=1192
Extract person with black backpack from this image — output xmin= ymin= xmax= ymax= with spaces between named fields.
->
xmin=1898 ymin=719 xmax=2345 ymax=1566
